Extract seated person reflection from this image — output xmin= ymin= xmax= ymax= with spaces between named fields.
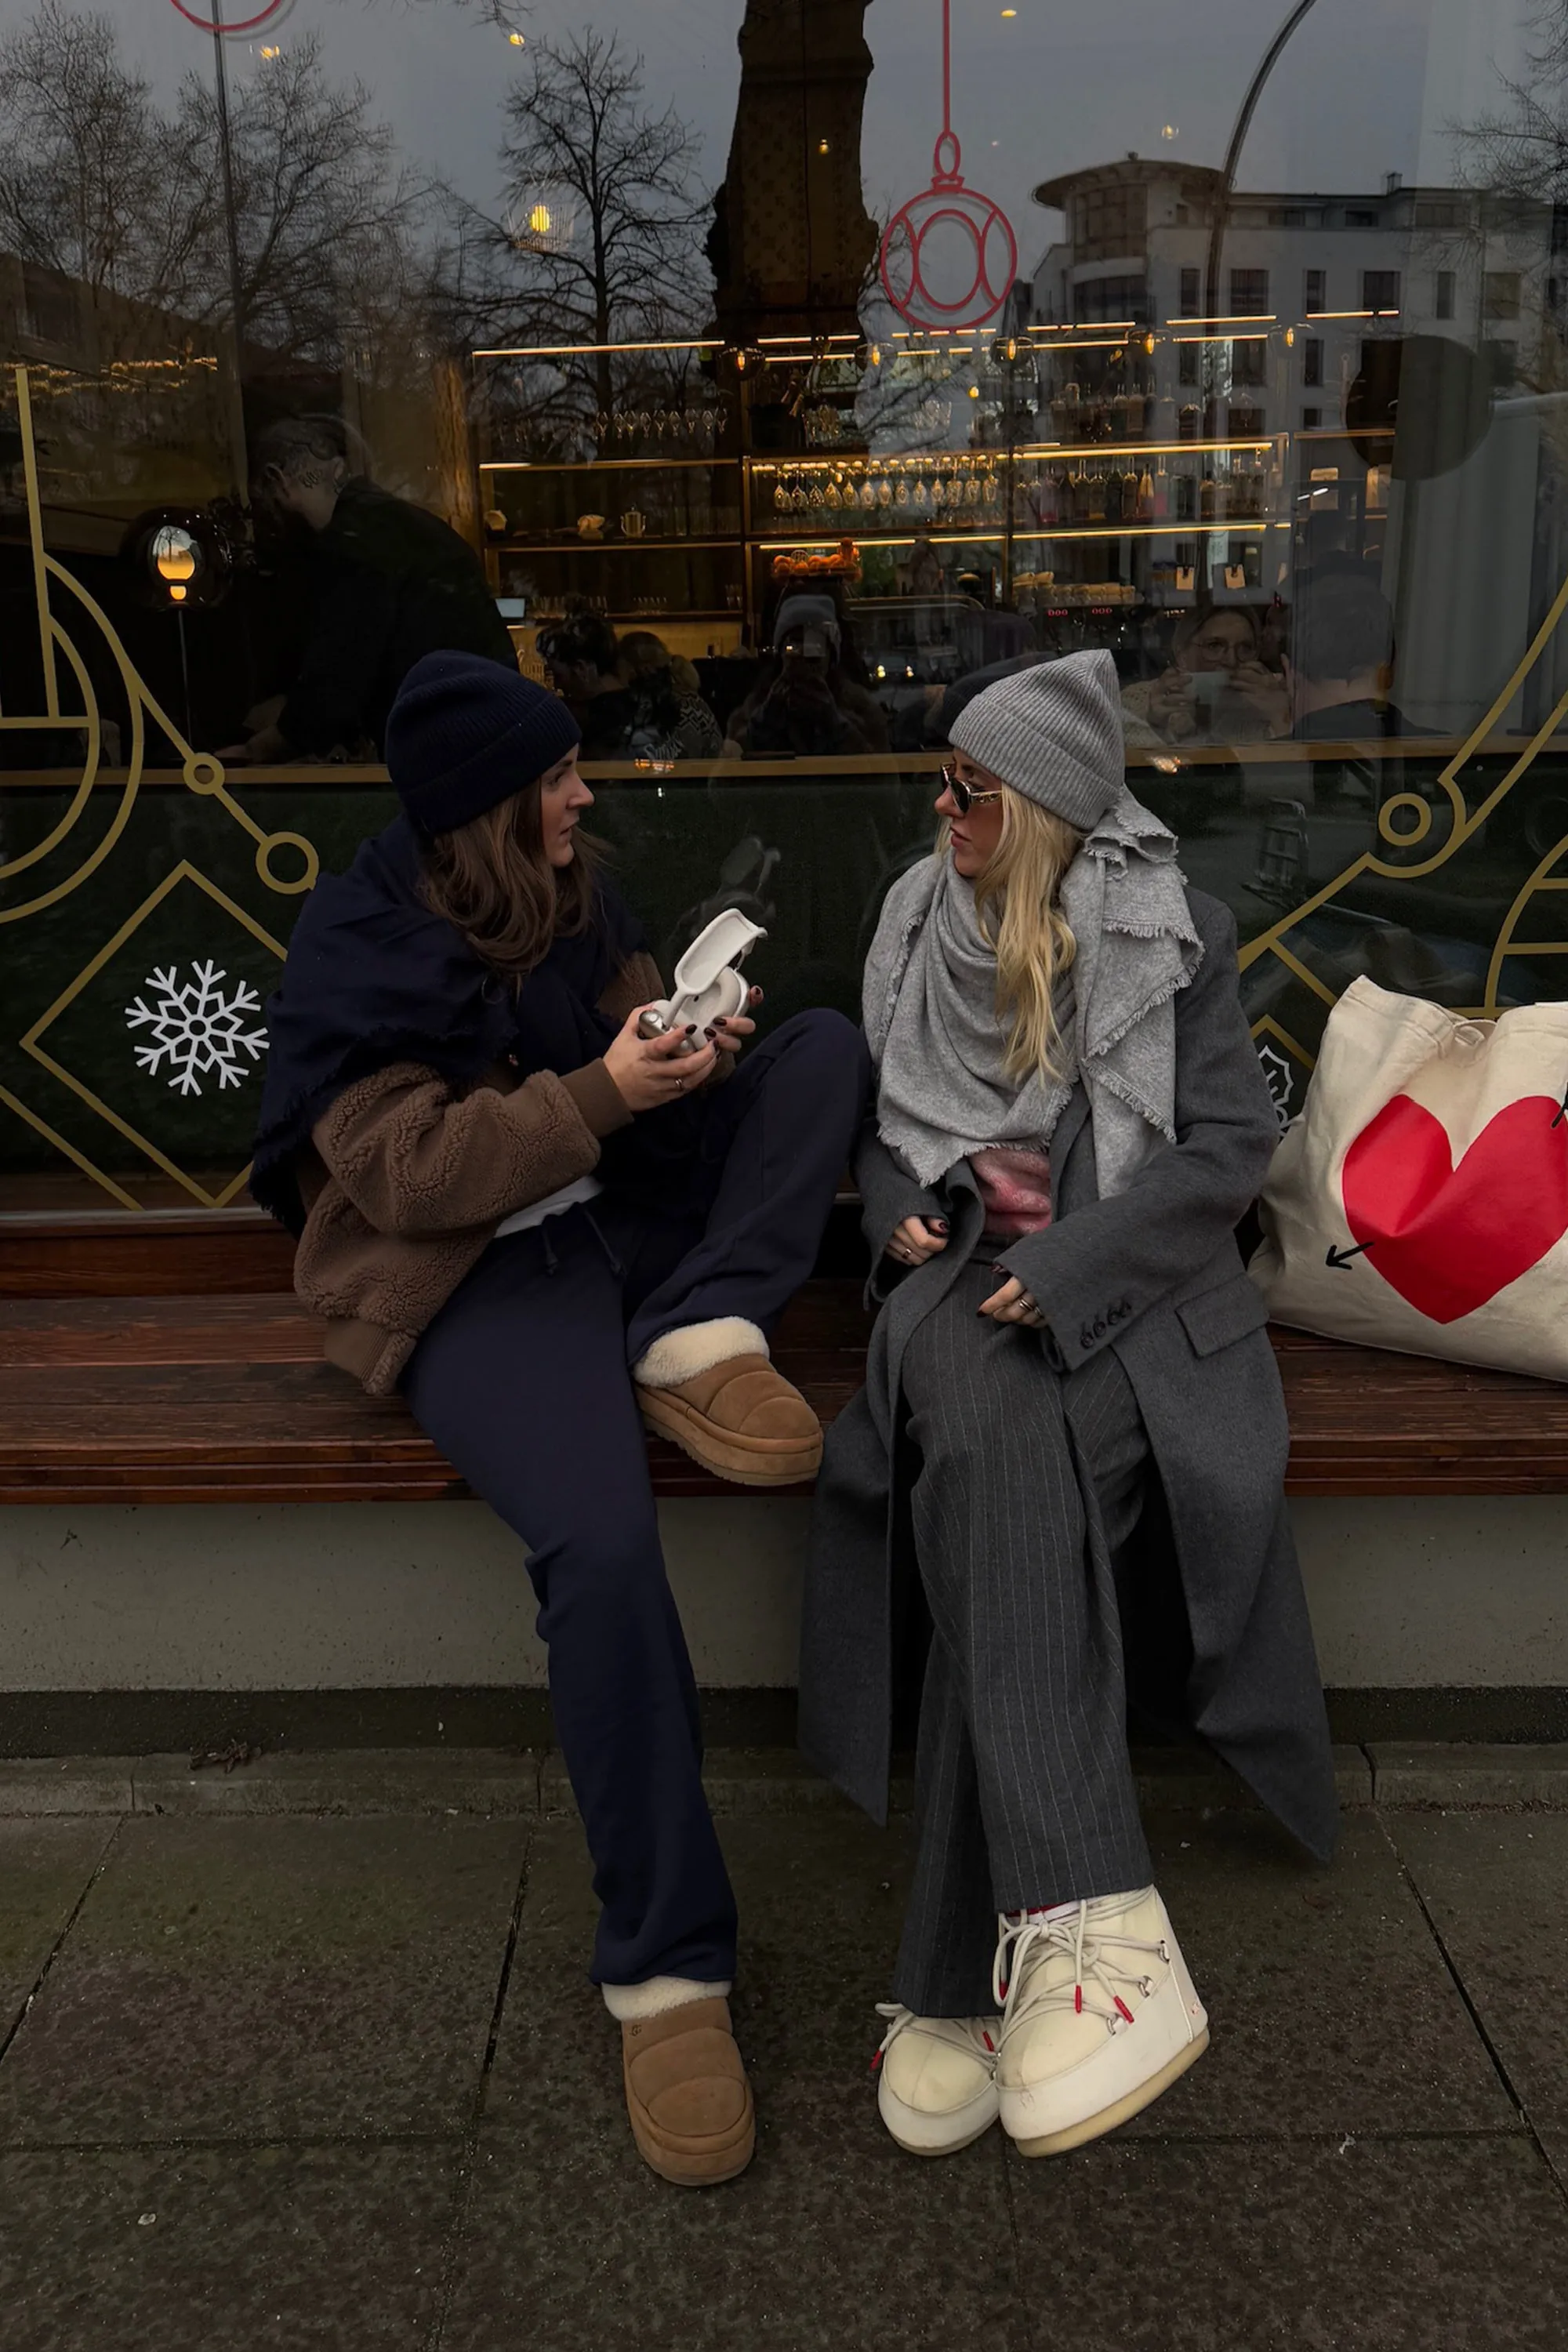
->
xmin=723 ymin=595 xmax=889 ymax=759
xmin=1286 ymin=568 xmax=1414 ymax=739
xmin=1120 ymin=606 xmax=1287 ymax=748
xmin=537 ymin=614 xmax=720 ymax=761
xmin=613 ymin=631 xmax=724 ymax=758
xmin=223 ymin=417 xmax=514 ymax=764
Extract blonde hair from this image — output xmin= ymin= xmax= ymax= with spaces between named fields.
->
xmin=942 ymin=788 xmax=1083 ymax=1080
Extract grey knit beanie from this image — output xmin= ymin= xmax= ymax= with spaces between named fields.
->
xmin=947 ymin=649 xmax=1124 ymax=830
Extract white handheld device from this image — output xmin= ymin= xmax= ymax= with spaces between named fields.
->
xmin=637 ymin=907 xmax=767 ymax=1052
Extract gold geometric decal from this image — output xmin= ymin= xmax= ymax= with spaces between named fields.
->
xmin=1 ymin=362 xmax=321 ymax=1209
xmin=20 ymin=864 xmax=286 ymax=1210
xmin=1239 ymin=568 xmax=1568 ymax=1018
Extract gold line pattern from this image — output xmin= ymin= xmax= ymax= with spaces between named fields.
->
xmin=1240 ymin=558 xmax=1568 ymax=1049
xmin=1 ymin=365 xmax=321 ymax=1209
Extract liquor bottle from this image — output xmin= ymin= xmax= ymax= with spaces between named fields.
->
xmin=1152 ymin=462 xmax=1170 ymax=522
xmin=1137 ymin=467 xmax=1155 ymax=521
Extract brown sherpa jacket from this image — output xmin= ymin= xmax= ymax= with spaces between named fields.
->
xmin=292 ymin=949 xmax=714 ymax=1394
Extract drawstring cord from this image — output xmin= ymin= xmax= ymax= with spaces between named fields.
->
xmin=581 ymin=1206 xmax=624 ymax=1279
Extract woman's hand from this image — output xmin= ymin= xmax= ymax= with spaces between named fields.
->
xmin=978 ymin=1273 xmax=1048 ymax=1327
xmin=603 ymin=1004 xmax=718 ymax=1112
xmin=885 ymin=1214 xmax=949 ymax=1269
xmin=1147 ymin=670 xmax=1198 ymax=739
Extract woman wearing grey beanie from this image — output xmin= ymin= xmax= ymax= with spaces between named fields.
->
xmin=800 ymin=649 xmax=1337 ymax=2160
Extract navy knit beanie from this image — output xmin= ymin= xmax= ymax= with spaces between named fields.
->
xmin=384 ymin=651 xmax=582 ymax=837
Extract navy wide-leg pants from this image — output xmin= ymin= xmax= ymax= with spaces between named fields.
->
xmin=404 ymin=1011 xmax=868 ymax=1991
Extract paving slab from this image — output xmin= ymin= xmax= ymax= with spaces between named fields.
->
xmin=1006 ymin=2134 xmax=1568 ymax=2351
xmin=130 ymin=1748 xmax=543 ymax=1817
xmin=1372 ymin=1744 xmax=1568 ymax=1809
xmin=441 ymin=2124 xmax=1020 ymax=2352
xmin=538 ymin=1746 xmax=916 ymax=1816
xmin=0 ymin=1759 xmax=134 ymax=1816
xmin=0 ymin=2142 xmax=458 ymax=2352
xmin=484 ymin=1812 xmax=917 ymax=2138
xmin=1118 ymin=1809 xmax=1515 ymax=2138
xmin=0 ymin=1814 xmax=528 ymax=2145
xmin=1389 ymin=1811 xmax=1568 ymax=2132
xmin=0 ymin=1819 xmax=117 ymax=2042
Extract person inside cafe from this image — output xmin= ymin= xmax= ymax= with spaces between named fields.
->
xmin=1286 ymin=565 xmax=1415 ymax=739
xmin=1120 ymin=604 xmax=1288 ymax=748
xmin=221 ymin=416 xmax=515 ymax=764
xmin=723 ymin=593 xmax=890 ymax=759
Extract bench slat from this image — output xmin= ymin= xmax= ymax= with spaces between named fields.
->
xmin=3 ymin=1287 xmax=1566 ymax=1503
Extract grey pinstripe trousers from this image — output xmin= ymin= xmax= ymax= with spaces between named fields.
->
xmin=894 ymin=1260 xmax=1153 ymax=2016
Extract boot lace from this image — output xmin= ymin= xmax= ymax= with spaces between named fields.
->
xmin=992 ymin=1904 xmax=1169 ymax=2040
xmin=870 ymin=2003 xmax=998 ymax=2074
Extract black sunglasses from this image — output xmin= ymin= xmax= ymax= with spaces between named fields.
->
xmin=940 ymin=764 xmax=1005 ymax=815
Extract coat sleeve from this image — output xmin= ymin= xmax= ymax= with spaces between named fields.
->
xmin=854 ymin=1116 xmax=949 ymax=1302
xmin=310 ymin=1054 xmax=629 ymax=1238
xmin=995 ymin=898 xmax=1278 ymax=1370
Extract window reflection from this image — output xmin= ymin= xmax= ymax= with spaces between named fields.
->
xmin=7 ymin=0 xmax=1568 ymax=1201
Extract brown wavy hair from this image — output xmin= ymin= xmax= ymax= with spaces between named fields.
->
xmin=419 ymin=781 xmax=602 ymax=985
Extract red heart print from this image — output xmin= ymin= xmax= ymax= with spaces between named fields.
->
xmin=1341 ymin=1093 xmax=1568 ymax=1323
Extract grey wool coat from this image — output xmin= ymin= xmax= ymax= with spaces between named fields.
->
xmin=798 ymin=887 xmax=1339 ymax=1864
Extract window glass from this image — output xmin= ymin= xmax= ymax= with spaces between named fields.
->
xmin=6 ymin=0 xmax=1568 ymax=1204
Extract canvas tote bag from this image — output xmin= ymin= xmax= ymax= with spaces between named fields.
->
xmin=1251 ymin=976 xmax=1568 ymax=1378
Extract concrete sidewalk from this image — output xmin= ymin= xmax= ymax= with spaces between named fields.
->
xmin=3 ymin=1750 xmax=1567 ymax=2350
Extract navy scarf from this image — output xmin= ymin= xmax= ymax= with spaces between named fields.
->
xmin=252 ymin=815 xmax=647 ymax=1233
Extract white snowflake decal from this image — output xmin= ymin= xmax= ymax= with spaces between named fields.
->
xmin=125 ymin=960 xmax=269 ymax=1097
xmin=1255 ymin=1040 xmax=1296 ymax=1131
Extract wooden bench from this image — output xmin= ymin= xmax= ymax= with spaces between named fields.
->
xmin=4 ymin=1213 xmax=1568 ymax=1503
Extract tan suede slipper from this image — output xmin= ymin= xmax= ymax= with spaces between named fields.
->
xmin=638 ymin=1355 xmax=823 ymax=1486
xmin=622 ymin=1996 xmax=757 ymax=2187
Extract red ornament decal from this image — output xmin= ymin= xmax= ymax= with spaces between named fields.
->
xmin=1341 ymin=1092 xmax=1568 ymax=1323
xmin=167 ymin=0 xmax=288 ymax=33
xmin=880 ymin=1 xmax=1018 ymax=332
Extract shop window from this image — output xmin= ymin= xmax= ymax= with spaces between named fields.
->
xmin=1230 ymin=338 xmax=1268 ymax=387
xmin=1070 ymin=181 xmax=1147 ymax=262
xmin=4 ymin=0 xmax=1568 ymax=1218
xmin=1076 ymin=274 xmax=1147 ymax=324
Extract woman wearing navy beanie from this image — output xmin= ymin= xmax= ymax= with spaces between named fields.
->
xmin=253 ymin=650 xmax=868 ymax=2185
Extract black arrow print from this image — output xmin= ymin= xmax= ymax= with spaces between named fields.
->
xmin=1325 ymin=1241 xmax=1374 ymax=1269
xmin=1552 ymin=1084 xmax=1568 ymax=1130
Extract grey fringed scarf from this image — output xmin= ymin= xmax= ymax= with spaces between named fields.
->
xmin=863 ymin=786 xmax=1203 ymax=1196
